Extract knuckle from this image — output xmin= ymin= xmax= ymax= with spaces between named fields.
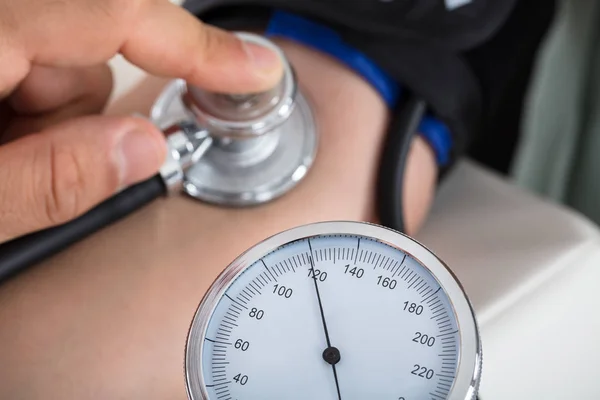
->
xmin=186 ymin=26 xmax=235 ymax=85
xmin=41 ymin=142 xmax=87 ymax=226
xmin=191 ymin=25 xmax=224 ymax=71
xmin=87 ymin=0 xmax=127 ymax=20
xmin=84 ymin=0 xmax=144 ymax=35
xmin=198 ymin=25 xmax=221 ymax=55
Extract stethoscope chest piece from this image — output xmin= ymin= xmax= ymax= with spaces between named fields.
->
xmin=150 ymin=33 xmax=318 ymax=207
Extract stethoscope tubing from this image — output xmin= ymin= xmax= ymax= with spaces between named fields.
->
xmin=377 ymin=94 xmax=428 ymax=234
xmin=0 ymin=175 xmax=166 ymax=283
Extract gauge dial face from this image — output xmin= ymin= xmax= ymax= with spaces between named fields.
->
xmin=186 ymin=222 xmax=480 ymax=400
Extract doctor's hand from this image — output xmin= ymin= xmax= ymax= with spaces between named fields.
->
xmin=0 ymin=0 xmax=283 ymax=243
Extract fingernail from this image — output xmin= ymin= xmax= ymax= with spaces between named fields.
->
xmin=116 ymin=129 xmax=165 ymax=187
xmin=243 ymin=42 xmax=283 ymax=77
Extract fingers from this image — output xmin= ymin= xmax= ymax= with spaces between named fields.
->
xmin=9 ymin=64 xmax=113 ymax=114
xmin=1 ymin=64 xmax=113 ymax=143
xmin=121 ymin=0 xmax=284 ymax=93
xmin=0 ymin=115 xmax=166 ymax=243
xmin=0 ymin=102 xmax=14 ymax=141
xmin=3 ymin=0 xmax=283 ymax=96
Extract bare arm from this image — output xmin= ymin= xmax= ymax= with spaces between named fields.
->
xmin=0 ymin=36 xmax=437 ymax=400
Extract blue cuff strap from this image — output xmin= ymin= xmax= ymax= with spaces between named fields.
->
xmin=418 ymin=117 xmax=453 ymax=167
xmin=265 ymin=10 xmax=401 ymax=108
xmin=265 ymin=10 xmax=452 ymax=167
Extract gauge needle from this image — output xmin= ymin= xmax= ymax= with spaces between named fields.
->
xmin=308 ymin=239 xmax=343 ymax=400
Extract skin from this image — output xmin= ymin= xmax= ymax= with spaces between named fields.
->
xmin=0 ymin=0 xmax=284 ymax=243
xmin=0 ymin=37 xmax=437 ymax=399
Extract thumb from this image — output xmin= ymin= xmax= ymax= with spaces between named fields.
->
xmin=0 ymin=116 xmax=167 ymax=242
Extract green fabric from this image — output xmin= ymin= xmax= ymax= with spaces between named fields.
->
xmin=511 ymin=0 xmax=600 ymax=224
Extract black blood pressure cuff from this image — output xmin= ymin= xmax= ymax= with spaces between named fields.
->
xmin=182 ymin=0 xmax=519 ymax=173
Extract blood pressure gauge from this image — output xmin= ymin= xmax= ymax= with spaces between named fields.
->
xmin=185 ymin=221 xmax=481 ymax=400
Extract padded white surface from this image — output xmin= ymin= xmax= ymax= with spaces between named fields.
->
xmin=418 ymin=161 xmax=600 ymax=399
xmin=108 ymin=56 xmax=146 ymax=103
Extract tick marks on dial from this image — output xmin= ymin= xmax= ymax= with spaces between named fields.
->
xmin=422 ymin=287 xmax=441 ymax=303
xmin=229 ymin=303 xmax=243 ymax=314
xmin=251 ymin=279 xmax=264 ymax=291
xmin=394 ymin=265 xmax=407 ymax=279
xmin=406 ymin=273 xmax=418 ymax=287
xmin=399 ymin=266 xmax=412 ymax=280
xmin=284 ymin=258 xmax=295 ymax=273
xmin=407 ymin=276 xmax=422 ymax=290
xmin=437 ymin=329 xmax=459 ymax=338
xmin=256 ymin=274 xmax=269 ymax=286
xmin=205 ymin=338 xmax=231 ymax=345
xmin=246 ymin=282 xmax=261 ymax=296
xmin=262 ymin=260 xmax=278 ymax=282
xmin=314 ymin=248 xmax=327 ymax=262
xmin=416 ymin=281 xmax=429 ymax=294
xmin=382 ymin=257 xmax=392 ymax=271
xmin=205 ymin=381 xmax=231 ymax=388
xmin=239 ymin=290 xmax=253 ymax=302
xmin=365 ymin=251 xmax=373 ymax=264
xmin=225 ymin=293 xmax=248 ymax=309
xmin=430 ymin=300 xmax=443 ymax=312
xmin=372 ymin=254 xmax=382 ymax=269
xmin=217 ymin=326 xmax=233 ymax=335
xmin=389 ymin=261 xmax=401 ymax=275
xmin=222 ymin=316 xmax=239 ymax=327
xmin=300 ymin=252 xmax=308 ymax=266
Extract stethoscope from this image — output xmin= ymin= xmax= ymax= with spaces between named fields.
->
xmin=0 ymin=32 xmax=422 ymax=283
xmin=150 ymin=33 xmax=317 ymax=207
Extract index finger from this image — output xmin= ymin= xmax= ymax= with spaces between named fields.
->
xmin=121 ymin=0 xmax=284 ymax=94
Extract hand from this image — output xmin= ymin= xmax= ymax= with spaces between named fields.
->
xmin=0 ymin=0 xmax=283 ymax=243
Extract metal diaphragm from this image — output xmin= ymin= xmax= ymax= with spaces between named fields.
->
xmin=150 ymin=32 xmax=318 ymax=207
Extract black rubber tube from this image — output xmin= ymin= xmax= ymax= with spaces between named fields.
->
xmin=377 ymin=96 xmax=427 ymax=233
xmin=0 ymin=175 xmax=166 ymax=283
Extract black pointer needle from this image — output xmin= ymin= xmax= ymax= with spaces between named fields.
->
xmin=308 ymin=239 xmax=342 ymax=400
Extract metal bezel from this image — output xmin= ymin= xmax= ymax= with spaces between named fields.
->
xmin=182 ymin=91 xmax=318 ymax=207
xmin=184 ymin=221 xmax=482 ymax=400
